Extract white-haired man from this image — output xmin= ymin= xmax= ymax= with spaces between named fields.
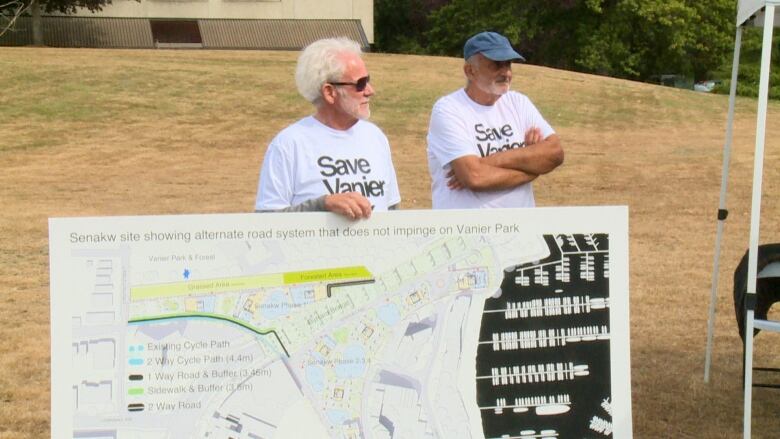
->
xmin=255 ymin=38 xmax=401 ymax=219
xmin=427 ymin=31 xmax=563 ymax=209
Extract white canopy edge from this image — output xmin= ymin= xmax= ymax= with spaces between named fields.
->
xmin=738 ymin=0 xmax=780 ymax=26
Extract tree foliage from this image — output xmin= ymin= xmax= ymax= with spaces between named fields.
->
xmin=717 ymin=29 xmax=780 ymax=99
xmin=1 ymin=0 xmax=27 ymax=35
xmin=376 ymin=0 xmax=737 ymax=82
xmin=373 ymin=0 xmax=446 ymax=53
xmin=1 ymin=0 xmax=113 ymax=16
xmin=1 ymin=0 xmax=124 ymax=43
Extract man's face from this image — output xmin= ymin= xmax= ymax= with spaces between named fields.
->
xmin=468 ymin=54 xmax=512 ymax=97
xmin=333 ymin=53 xmax=374 ymax=121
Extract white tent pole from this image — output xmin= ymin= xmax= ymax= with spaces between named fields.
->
xmin=743 ymin=5 xmax=775 ymax=438
xmin=743 ymin=308 xmax=756 ymax=438
xmin=705 ymin=25 xmax=743 ymax=383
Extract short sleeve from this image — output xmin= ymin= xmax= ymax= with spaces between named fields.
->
xmin=520 ymin=95 xmax=555 ymax=139
xmin=382 ymin=136 xmax=402 ymax=207
xmin=255 ymin=138 xmax=295 ymax=211
xmin=427 ymin=101 xmax=479 ymax=169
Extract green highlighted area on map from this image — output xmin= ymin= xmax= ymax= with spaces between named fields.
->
xmin=130 ymin=266 xmax=372 ymax=300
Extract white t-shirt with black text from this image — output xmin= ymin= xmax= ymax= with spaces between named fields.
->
xmin=427 ymin=89 xmax=555 ymax=209
xmin=256 ymin=116 xmax=401 ymax=211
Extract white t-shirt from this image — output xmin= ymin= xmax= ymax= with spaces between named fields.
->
xmin=256 ymin=116 xmax=401 ymax=211
xmin=427 ymin=89 xmax=555 ymax=209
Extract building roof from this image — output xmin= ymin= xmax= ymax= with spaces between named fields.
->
xmin=0 ymin=16 xmax=369 ymax=50
xmin=199 ymin=18 xmax=368 ymax=50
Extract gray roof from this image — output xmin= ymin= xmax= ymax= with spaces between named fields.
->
xmin=200 ymin=19 xmax=368 ymax=50
xmin=0 ymin=17 xmax=153 ymax=47
xmin=0 ymin=16 xmax=369 ymax=49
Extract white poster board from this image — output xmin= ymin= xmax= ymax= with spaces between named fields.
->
xmin=49 ymin=207 xmax=631 ymax=438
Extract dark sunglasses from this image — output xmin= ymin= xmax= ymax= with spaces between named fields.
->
xmin=329 ymin=75 xmax=370 ymax=92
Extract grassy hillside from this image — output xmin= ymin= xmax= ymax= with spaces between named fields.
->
xmin=1 ymin=47 xmax=780 ymax=438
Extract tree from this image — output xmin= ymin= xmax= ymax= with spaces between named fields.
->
xmin=1 ymin=0 xmax=26 ymax=38
xmin=1 ymin=0 xmax=127 ymax=45
xmin=424 ymin=0 xmax=535 ymax=57
xmin=376 ymin=0 xmax=766 ymax=96
xmin=374 ymin=0 xmax=447 ymax=53
xmin=716 ymin=29 xmax=780 ymax=99
xmin=415 ymin=0 xmax=736 ymax=82
xmin=688 ymin=0 xmax=735 ymax=81
xmin=573 ymin=0 xmax=700 ymax=79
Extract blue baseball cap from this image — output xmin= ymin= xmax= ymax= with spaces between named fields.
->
xmin=463 ymin=31 xmax=525 ymax=62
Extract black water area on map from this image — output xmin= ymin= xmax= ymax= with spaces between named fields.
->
xmin=477 ymin=234 xmax=613 ymax=438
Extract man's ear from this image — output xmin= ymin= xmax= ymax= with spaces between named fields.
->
xmin=463 ymin=62 xmax=474 ymax=80
xmin=321 ymin=83 xmax=338 ymax=105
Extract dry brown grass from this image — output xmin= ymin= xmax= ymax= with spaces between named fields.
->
xmin=1 ymin=47 xmax=780 ymax=438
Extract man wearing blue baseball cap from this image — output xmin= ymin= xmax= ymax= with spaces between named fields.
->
xmin=426 ymin=31 xmax=564 ymax=209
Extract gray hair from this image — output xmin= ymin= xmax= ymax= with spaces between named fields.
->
xmin=464 ymin=54 xmax=481 ymax=85
xmin=295 ymin=37 xmax=362 ymax=106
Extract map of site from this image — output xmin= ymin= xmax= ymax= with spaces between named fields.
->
xmin=49 ymin=208 xmax=631 ymax=438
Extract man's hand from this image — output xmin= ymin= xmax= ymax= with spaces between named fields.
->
xmin=525 ymin=127 xmax=542 ymax=146
xmin=446 ymin=168 xmax=466 ymax=190
xmin=324 ymin=192 xmax=373 ymax=220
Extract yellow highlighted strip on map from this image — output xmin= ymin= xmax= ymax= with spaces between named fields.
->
xmin=130 ymin=266 xmax=372 ymax=301
xmin=131 ymin=273 xmax=283 ymax=300
xmin=283 ymin=266 xmax=371 ymax=284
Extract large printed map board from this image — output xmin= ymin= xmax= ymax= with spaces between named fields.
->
xmin=49 ymin=207 xmax=631 ymax=439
